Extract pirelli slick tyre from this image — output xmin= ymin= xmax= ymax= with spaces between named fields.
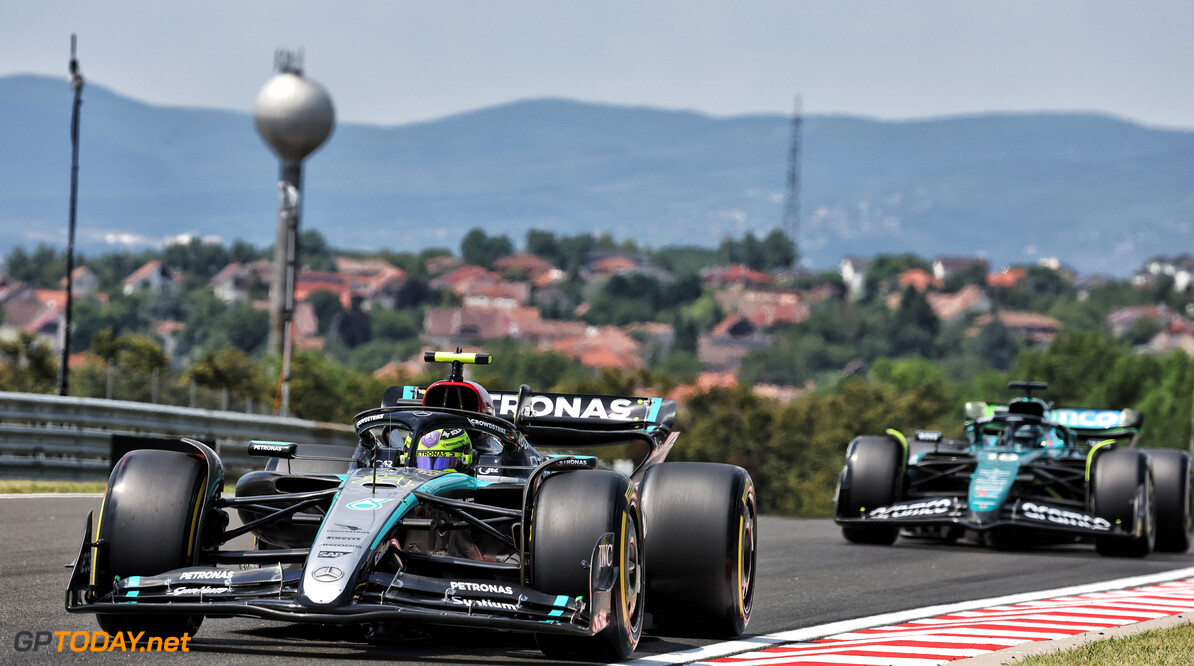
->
xmin=640 ymin=462 xmax=756 ymax=638
xmin=94 ymin=449 xmax=206 ymax=638
xmin=1092 ymin=448 xmax=1155 ymax=558
xmin=836 ymin=435 xmax=902 ymax=545
xmin=532 ymin=471 xmax=644 ymax=662
xmin=1148 ymin=449 xmax=1192 ymax=553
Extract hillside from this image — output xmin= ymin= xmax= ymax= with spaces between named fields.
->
xmin=3 ymin=74 xmax=1193 ymax=275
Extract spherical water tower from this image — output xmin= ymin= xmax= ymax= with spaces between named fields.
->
xmin=254 ymin=50 xmax=334 ymax=414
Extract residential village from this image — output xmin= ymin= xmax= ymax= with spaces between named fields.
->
xmin=3 ymin=240 xmax=1194 ymax=407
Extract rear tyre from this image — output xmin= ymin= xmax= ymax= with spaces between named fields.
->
xmin=94 ymin=449 xmax=206 ymax=638
xmin=836 ymin=435 xmax=902 ymax=545
xmin=1149 ymin=449 xmax=1192 ymax=553
xmin=1092 ymin=448 xmax=1155 ymax=558
xmin=532 ymin=471 xmax=644 ymax=662
xmin=641 ymin=463 xmax=756 ymax=638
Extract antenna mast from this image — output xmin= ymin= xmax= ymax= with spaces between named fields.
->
xmin=783 ymin=95 xmax=802 ymax=269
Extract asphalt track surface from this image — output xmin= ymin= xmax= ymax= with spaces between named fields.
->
xmin=3 ymin=496 xmax=1192 ymax=664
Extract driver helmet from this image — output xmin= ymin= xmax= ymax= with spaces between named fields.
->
xmin=412 ymin=427 xmax=475 ymax=472
xmin=1012 ymin=424 xmax=1046 ymax=449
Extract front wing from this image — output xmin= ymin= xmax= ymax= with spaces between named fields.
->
xmin=835 ymin=496 xmax=1139 ymax=540
xmin=66 ymin=515 xmax=617 ymax=638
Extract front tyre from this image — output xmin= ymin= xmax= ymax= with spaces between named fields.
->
xmin=1092 ymin=448 xmax=1155 ymax=558
xmin=836 ymin=435 xmax=903 ymax=545
xmin=94 ymin=449 xmax=207 ymax=638
xmin=1149 ymin=449 xmax=1192 ymax=553
xmin=532 ymin=470 xmax=644 ymax=662
xmin=641 ymin=462 xmax=756 ymax=638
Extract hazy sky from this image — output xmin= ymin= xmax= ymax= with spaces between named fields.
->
xmin=3 ymin=1 xmax=1193 ymax=129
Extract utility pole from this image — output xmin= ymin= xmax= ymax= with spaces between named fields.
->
xmin=58 ymin=34 xmax=84 ymax=396
xmin=783 ymin=95 xmax=802 ymax=269
xmin=254 ymin=50 xmax=334 ymax=415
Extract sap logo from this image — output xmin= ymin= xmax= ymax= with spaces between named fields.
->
xmin=317 ymin=550 xmax=351 ymax=558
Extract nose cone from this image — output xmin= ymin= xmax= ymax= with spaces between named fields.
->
xmin=254 ymin=72 xmax=335 ymax=161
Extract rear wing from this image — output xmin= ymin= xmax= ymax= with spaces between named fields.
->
xmin=382 ymin=385 xmax=675 ymax=436
xmin=1048 ymin=408 xmax=1142 ymax=432
xmin=1049 ymin=408 xmax=1143 ymax=448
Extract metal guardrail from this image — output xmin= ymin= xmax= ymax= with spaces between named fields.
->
xmin=0 ymin=392 xmax=358 ymax=481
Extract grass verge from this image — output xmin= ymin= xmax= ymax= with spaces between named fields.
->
xmin=0 ymin=479 xmax=107 ymax=493
xmin=1016 ymin=622 xmax=1194 ymax=665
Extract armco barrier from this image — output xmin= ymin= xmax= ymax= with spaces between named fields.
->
xmin=0 ymin=391 xmax=358 ymax=481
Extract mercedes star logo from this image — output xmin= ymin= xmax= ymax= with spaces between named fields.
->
xmin=312 ymin=566 xmax=344 ymax=583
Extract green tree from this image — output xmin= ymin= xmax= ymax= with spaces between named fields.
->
xmin=890 ymin=286 xmax=940 ymax=358
xmin=0 ymin=331 xmax=57 ymax=393
xmin=975 ymin=318 xmax=1020 ymax=371
xmin=298 ymin=228 xmax=335 ymax=271
xmin=305 ymin=290 xmax=345 ymax=335
xmin=183 ymin=347 xmax=268 ymax=400
xmin=372 ymin=308 xmax=421 ymax=341
xmin=461 ymin=228 xmax=513 ymax=269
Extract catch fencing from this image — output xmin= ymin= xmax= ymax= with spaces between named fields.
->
xmin=0 ymin=391 xmax=357 ymax=481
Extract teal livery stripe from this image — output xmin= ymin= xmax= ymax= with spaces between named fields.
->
xmin=646 ymin=398 xmax=661 ymax=423
xmin=369 ymin=473 xmax=487 ymax=550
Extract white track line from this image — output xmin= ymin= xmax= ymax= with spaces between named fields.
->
xmin=623 ymin=566 xmax=1194 ymax=665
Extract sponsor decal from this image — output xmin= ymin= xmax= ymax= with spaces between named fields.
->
xmin=914 ymin=430 xmax=943 ymax=442
xmin=346 ymin=498 xmax=396 ymax=511
xmin=169 ymin=586 xmax=229 ymax=596
xmin=476 ymin=467 xmax=501 ymax=476
xmin=1051 ymin=409 xmax=1124 ymax=429
xmin=868 ymin=498 xmax=952 ymax=519
xmin=596 ymin=542 xmax=615 ymax=568
xmin=357 ymin=413 xmax=386 ymax=424
xmin=412 ymin=411 xmax=431 ymax=416
xmin=317 ymin=550 xmax=351 ymax=559
xmin=176 ymin=570 xmax=231 ymax=580
xmin=468 ymin=417 xmax=510 ymax=437
xmin=1020 ymin=502 xmax=1112 ymax=531
xmin=498 ymin=394 xmax=637 ymax=421
xmin=322 ymin=535 xmax=361 ymax=541
xmin=546 ymin=457 xmax=594 ymax=470
xmin=312 ymin=566 xmax=344 ymax=583
xmin=251 ymin=444 xmax=291 ymax=453
xmin=334 ymin=523 xmax=366 ymax=531
xmin=450 ymin=597 xmax=519 ymax=611
xmin=449 ymin=581 xmax=514 ymax=595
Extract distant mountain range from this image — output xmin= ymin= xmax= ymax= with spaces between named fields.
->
xmin=2 ymin=74 xmax=1192 ymax=276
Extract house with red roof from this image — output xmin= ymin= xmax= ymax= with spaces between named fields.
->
xmin=123 ymin=260 xmax=182 ymax=295
xmin=702 ymin=264 xmax=774 ymax=288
